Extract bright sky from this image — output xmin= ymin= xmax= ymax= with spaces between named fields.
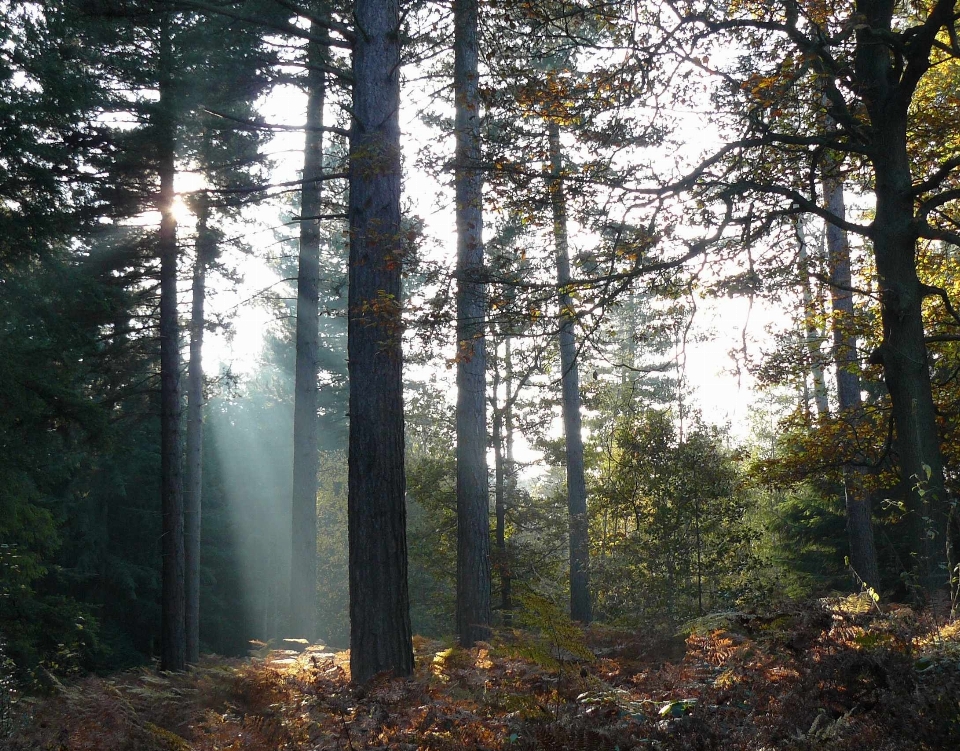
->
xmin=185 ymin=32 xmax=787 ymax=444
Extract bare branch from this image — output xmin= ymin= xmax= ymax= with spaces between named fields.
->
xmin=203 ymin=107 xmax=349 ymax=137
xmin=197 ymin=172 xmax=348 ymax=196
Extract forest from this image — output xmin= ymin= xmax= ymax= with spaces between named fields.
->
xmin=3 ymin=0 xmax=960 ymax=748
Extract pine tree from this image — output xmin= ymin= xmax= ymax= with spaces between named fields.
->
xmin=290 ymin=21 xmax=329 ymax=645
xmin=347 ymin=0 xmax=414 ymax=682
xmin=454 ymin=0 xmax=493 ymax=647
xmin=547 ymin=121 xmax=591 ymax=623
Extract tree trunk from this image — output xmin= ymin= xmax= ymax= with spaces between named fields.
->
xmin=796 ymin=220 xmax=830 ymax=418
xmin=856 ymin=13 xmax=948 ymax=594
xmin=871 ymin=224 xmax=946 ymax=595
xmin=347 ymin=0 xmax=413 ymax=682
xmin=454 ymin=0 xmax=492 ymax=647
xmin=158 ymin=14 xmax=185 ymax=672
xmin=492 ymin=371 xmax=507 ymax=617
xmin=184 ymin=200 xmax=211 ymax=664
xmin=548 ymin=122 xmax=591 ymax=623
xmin=502 ymin=337 xmax=515 ymax=622
xmin=290 ymin=26 xmax=326 ymax=643
xmin=621 ymin=290 xmax=638 ymax=384
xmin=491 ymin=338 xmax=514 ymax=624
xmin=822 ymin=148 xmax=881 ymax=592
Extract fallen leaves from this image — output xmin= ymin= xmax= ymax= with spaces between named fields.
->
xmin=6 ymin=601 xmax=960 ymax=750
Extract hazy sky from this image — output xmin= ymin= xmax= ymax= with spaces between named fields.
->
xmin=190 ymin=44 xmax=780 ymax=443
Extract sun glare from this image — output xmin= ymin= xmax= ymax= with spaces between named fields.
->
xmin=171 ymin=195 xmax=193 ymax=224
xmin=171 ymin=171 xmax=210 ymax=225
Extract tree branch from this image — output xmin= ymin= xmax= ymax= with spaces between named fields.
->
xmin=912 ymin=155 xmax=960 ymax=196
xmin=203 ymin=107 xmax=349 ymax=137
xmin=266 ymin=0 xmax=356 ymax=44
xmin=168 ymin=0 xmax=354 ymax=51
xmin=917 ymin=221 xmax=960 ymax=247
xmin=921 ymin=284 xmax=960 ymax=326
xmin=732 ymin=180 xmax=873 ymax=237
xmin=198 ymin=172 xmax=348 ymax=196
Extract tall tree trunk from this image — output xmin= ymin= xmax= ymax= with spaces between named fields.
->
xmin=856 ymin=12 xmax=948 ymax=595
xmin=491 ymin=338 xmax=513 ymax=624
xmin=454 ymin=0 xmax=492 ymax=647
xmin=492 ymin=362 xmax=506 ymax=616
xmin=621 ymin=289 xmax=638 ymax=384
xmin=158 ymin=14 xmax=185 ymax=672
xmin=548 ymin=122 xmax=591 ymax=623
xmin=502 ymin=338 xmax=516 ymax=622
xmin=796 ymin=220 xmax=830 ymax=418
xmin=290 ymin=26 xmax=326 ymax=643
xmin=184 ymin=200 xmax=211 ymax=664
xmin=347 ymin=0 xmax=413 ymax=682
xmin=871 ymin=218 xmax=946 ymax=596
xmin=822 ymin=148 xmax=881 ymax=592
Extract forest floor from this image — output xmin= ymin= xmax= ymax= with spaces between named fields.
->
xmin=5 ymin=596 xmax=960 ymax=750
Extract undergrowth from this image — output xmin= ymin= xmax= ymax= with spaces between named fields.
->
xmin=4 ymin=597 xmax=960 ymax=750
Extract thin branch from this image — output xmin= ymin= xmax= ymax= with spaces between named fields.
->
xmin=203 ymin=107 xmax=349 ymax=138
xmin=922 ymin=284 xmax=960 ymax=326
xmin=293 ymin=213 xmax=349 ymax=221
xmin=168 ymin=0 xmax=354 ymax=51
xmin=912 ymin=155 xmax=960 ymax=196
xmin=812 ymin=272 xmax=880 ymax=301
xmin=266 ymin=0 xmax=356 ymax=44
xmin=733 ymin=180 xmax=873 ymax=237
xmin=198 ymin=172 xmax=348 ymax=196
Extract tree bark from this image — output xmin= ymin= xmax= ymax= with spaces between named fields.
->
xmin=290 ymin=25 xmax=326 ymax=643
xmin=347 ymin=0 xmax=413 ymax=682
xmin=454 ymin=0 xmax=492 ymax=647
xmin=796 ymin=221 xmax=830 ymax=418
xmin=822 ymin=144 xmax=881 ymax=592
xmin=502 ymin=338 xmax=516 ymax=622
xmin=184 ymin=200 xmax=211 ymax=664
xmin=158 ymin=13 xmax=185 ymax=672
xmin=548 ymin=122 xmax=591 ymax=623
xmin=491 ymin=338 xmax=513 ymax=624
xmin=856 ymin=4 xmax=949 ymax=594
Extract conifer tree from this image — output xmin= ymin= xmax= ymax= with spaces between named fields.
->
xmin=547 ymin=121 xmax=591 ymax=623
xmin=156 ymin=9 xmax=186 ymax=672
xmin=184 ymin=199 xmax=210 ymax=664
xmin=347 ymin=0 xmax=414 ymax=682
xmin=454 ymin=0 xmax=493 ymax=647
xmin=290 ymin=21 xmax=328 ymax=644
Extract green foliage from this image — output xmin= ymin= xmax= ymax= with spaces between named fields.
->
xmin=405 ymin=384 xmax=458 ymax=636
xmin=742 ymin=398 xmax=921 ymax=600
xmin=0 ymin=635 xmax=15 ymax=737
xmin=0 ymin=252 xmax=147 ymax=682
xmin=0 ymin=0 xmax=285 ymax=682
xmin=509 ymin=591 xmax=594 ymax=672
xmin=316 ymin=453 xmax=349 ymax=648
xmin=744 ymin=481 xmax=849 ymax=596
xmin=589 ymin=407 xmax=759 ymax=626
